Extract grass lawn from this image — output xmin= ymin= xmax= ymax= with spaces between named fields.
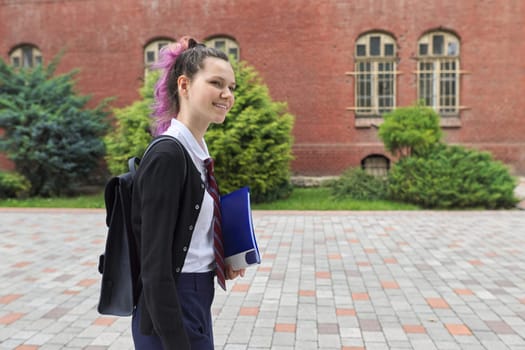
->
xmin=0 ymin=187 xmax=418 ymax=210
xmin=0 ymin=193 xmax=105 ymax=209
xmin=252 ymin=187 xmax=418 ymax=210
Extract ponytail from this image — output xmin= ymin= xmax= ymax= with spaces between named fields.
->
xmin=150 ymin=36 xmax=230 ymax=136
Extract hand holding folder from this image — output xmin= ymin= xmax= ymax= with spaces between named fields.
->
xmin=220 ymin=187 xmax=261 ymax=270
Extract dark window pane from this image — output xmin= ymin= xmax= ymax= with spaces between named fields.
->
xmin=441 ymin=60 xmax=456 ymax=71
xmin=420 ymin=61 xmax=433 ymax=72
xmin=357 ymin=70 xmax=372 ymax=111
xmin=215 ymin=40 xmax=226 ymax=51
xmin=419 ymin=61 xmax=434 ymax=108
xmin=370 ymin=36 xmax=380 ymax=56
xmin=12 ymin=57 xmax=20 ymax=67
xmin=35 ymin=56 xmax=42 ymax=65
xmin=433 ymin=35 xmax=444 ymax=55
xmin=378 ymin=79 xmax=391 ymax=95
xmin=419 ymin=43 xmax=428 ymax=56
xmin=228 ymin=48 xmax=238 ymax=60
xmin=22 ymin=46 xmax=33 ymax=67
xmin=358 ymin=62 xmax=371 ymax=72
xmin=378 ymin=62 xmax=393 ymax=72
xmin=384 ymin=43 xmax=394 ymax=56
xmin=364 ymin=80 xmax=371 ymax=106
xmin=158 ymin=42 xmax=167 ymax=50
xmin=146 ymin=51 xmax=155 ymax=63
xmin=442 ymin=78 xmax=449 ymax=95
xmin=356 ymin=44 xmax=366 ymax=56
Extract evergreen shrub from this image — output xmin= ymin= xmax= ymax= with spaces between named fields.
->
xmin=388 ymin=144 xmax=518 ymax=209
xmin=328 ymin=167 xmax=388 ymax=200
xmin=0 ymin=171 xmax=31 ymax=198
xmin=0 ymin=55 xmax=110 ymax=196
xmin=104 ymin=60 xmax=295 ymax=203
xmin=207 ymin=60 xmax=294 ymax=202
xmin=104 ymin=71 xmax=158 ymax=175
xmin=378 ymin=103 xmax=442 ymax=158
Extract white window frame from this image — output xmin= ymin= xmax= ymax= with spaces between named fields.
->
xmin=144 ymin=39 xmax=174 ymax=75
xmin=347 ymin=33 xmax=399 ymax=117
xmin=416 ymin=31 xmax=463 ymax=115
xmin=205 ymin=37 xmax=239 ymax=61
xmin=10 ymin=44 xmax=42 ymax=68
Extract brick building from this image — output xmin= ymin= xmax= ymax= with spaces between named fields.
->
xmin=1 ymin=0 xmax=524 ymax=175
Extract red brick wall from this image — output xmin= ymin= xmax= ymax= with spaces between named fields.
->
xmin=1 ymin=0 xmax=524 ymax=175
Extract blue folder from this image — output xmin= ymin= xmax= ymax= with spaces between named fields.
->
xmin=220 ymin=187 xmax=261 ymax=270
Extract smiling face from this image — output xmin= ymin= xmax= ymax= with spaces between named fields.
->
xmin=178 ymin=57 xmax=236 ymax=132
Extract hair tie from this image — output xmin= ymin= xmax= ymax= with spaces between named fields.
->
xmin=151 ymin=36 xmax=191 ymax=72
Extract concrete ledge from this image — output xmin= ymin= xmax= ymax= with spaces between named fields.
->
xmin=291 ymin=176 xmax=337 ymax=187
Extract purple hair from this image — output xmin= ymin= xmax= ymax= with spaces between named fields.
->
xmin=150 ymin=36 xmax=191 ymax=136
xmin=150 ymin=36 xmax=230 ymax=136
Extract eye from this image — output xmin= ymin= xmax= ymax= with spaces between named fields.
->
xmin=229 ymin=85 xmax=236 ymax=92
xmin=210 ymin=80 xmax=222 ymax=88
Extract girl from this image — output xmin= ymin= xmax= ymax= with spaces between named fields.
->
xmin=131 ymin=36 xmax=245 ymax=350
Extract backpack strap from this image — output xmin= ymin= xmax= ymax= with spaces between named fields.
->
xmin=128 ymin=135 xmax=188 ymax=179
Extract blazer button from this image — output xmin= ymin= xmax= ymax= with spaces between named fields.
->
xmin=195 ymin=204 xmax=200 ymax=210
xmin=183 ymin=246 xmax=188 ymax=252
xmin=201 ymin=183 xmax=205 ymax=189
xmin=175 ymin=267 xmax=181 ymax=273
xmin=188 ymin=225 xmax=194 ymax=231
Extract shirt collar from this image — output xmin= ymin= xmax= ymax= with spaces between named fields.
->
xmin=163 ymin=118 xmax=210 ymax=162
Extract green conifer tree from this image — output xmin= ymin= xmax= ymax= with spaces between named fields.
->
xmin=0 ymin=55 xmax=110 ymax=196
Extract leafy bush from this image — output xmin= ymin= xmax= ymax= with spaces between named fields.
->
xmin=0 ymin=171 xmax=31 ymax=198
xmin=0 ymin=55 xmax=110 ymax=196
xmin=104 ymin=71 xmax=158 ymax=175
xmin=388 ymin=144 xmax=518 ymax=209
xmin=328 ymin=167 xmax=388 ymax=200
xmin=378 ymin=102 xmax=442 ymax=157
xmin=104 ymin=60 xmax=295 ymax=203
xmin=207 ymin=60 xmax=294 ymax=202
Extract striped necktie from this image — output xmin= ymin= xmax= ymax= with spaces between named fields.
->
xmin=204 ymin=158 xmax=226 ymax=290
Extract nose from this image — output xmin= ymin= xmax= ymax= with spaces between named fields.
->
xmin=220 ymin=87 xmax=234 ymax=99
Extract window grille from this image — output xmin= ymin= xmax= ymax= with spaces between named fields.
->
xmin=416 ymin=31 xmax=463 ymax=115
xmin=347 ymin=33 xmax=399 ymax=116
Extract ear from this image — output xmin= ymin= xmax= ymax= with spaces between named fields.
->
xmin=177 ymin=75 xmax=190 ymax=97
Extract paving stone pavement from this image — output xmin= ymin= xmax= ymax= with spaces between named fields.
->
xmin=1 ymin=209 xmax=524 ymax=350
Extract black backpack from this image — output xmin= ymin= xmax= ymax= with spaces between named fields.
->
xmin=97 ymin=135 xmax=182 ymax=316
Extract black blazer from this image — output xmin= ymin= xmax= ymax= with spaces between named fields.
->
xmin=131 ymin=139 xmax=206 ymax=350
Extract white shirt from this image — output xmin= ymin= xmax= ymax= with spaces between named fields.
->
xmin=163 ymin=118 xmax=215 ymax=273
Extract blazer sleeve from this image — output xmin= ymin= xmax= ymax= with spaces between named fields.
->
xmin=135 ymin=144 xmax=190 ymax=349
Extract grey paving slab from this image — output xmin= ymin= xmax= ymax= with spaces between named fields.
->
xmin=0 ymin=209 xmax=524 ymax=349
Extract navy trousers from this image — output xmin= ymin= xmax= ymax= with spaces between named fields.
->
xmin=132 ymin=272 xmax=215 ymax=350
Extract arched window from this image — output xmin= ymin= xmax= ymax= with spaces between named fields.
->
xmin=10 ymin=44 xmax=42 ymax=68
xmin=205 ymin=37 xmax=239 ymax=61
xmin=361 ymin=154 xmax=390 ymax=177
xmin=144 ymin=38 xmax=174 ymax=74
xmin=417 ymin=31 xmax=461 ymax=115
xmin=350 ymin=32 xmax=398 ymax=116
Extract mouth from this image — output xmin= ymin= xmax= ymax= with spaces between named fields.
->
xmin=213 ymin=102 xmax=229 ymax=110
